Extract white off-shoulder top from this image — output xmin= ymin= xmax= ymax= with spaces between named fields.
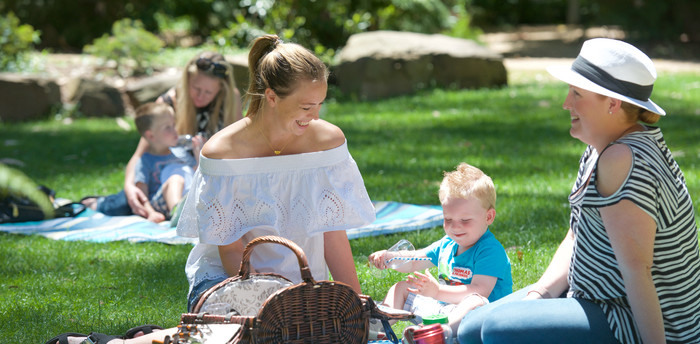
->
xmin=176 ymin=141 xmax=376 ymax=294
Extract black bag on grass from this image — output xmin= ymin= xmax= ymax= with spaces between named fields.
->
xmin=0 ymin=186 xmax=86 ymax=224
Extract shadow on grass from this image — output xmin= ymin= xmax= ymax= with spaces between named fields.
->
xmin=0 ymin=233 xmax=190 ymax=342
xmin=0 ymin=122 xmax=140 ymax=182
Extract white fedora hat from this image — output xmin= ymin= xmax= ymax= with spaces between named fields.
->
xmin=547 ymin=38 xmax=665 ymax=116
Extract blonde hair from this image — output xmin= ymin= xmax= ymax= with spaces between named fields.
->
xmin=245 ymin=34 xmax=329 ymax=118
xmin=134 ymin=102 xmax=174 ymax=136
xmin=175 ymin=51 xmax=238 ymax=136
xmin=621 ymin=101 xmax=661 ymax=124
xmin=439 ymin=163 xmax=496 ymax=210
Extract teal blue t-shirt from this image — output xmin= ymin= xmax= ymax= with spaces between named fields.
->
xmin=424 ymin=230 xmax=513 ymax=302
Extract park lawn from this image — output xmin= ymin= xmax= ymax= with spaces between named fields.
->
xmin=1 ymin=68 xmax=699 ymax=342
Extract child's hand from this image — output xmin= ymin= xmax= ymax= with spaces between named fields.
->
xmin=368 ymin=250 xmax=388 ymax=269
xmin=406 ymin=269 xmax=439 ymax=298
xmin=192 ymin=134 xmax=205 ymax=149
xmin=192 ymin=135 xmax=205 ymax=157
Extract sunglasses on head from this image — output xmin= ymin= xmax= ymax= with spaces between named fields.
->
xmin=196 ymin=57 xmax=228 ymax=78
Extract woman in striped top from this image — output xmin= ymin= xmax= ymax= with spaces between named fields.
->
xmin=458 ymin=38 xmax=700 ymax=344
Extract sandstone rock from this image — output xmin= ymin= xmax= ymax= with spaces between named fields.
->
xmin=334 ymin=31 xmax=508 ymax=100
xmin=124 ymin=71 xmax=179 ymax=108
xmin=227 ymin=53 xmax=249 ymax=97
xmin=65 ymin=78 xmax=124 ymax=117
xmin=0 ymin=74 xmax=61 ymax=122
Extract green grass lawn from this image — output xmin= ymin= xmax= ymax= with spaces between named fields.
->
xmin=2 ymin=68 xmax=699 ymax=342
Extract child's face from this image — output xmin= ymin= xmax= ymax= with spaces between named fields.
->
xmin=442 ymin=196 xmax=495 ymax=253
xmin=148 ymin=114 xmax=179 ymax=147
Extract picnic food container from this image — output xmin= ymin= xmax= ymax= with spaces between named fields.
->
xmin=403 ymin=323 xmax=446 ymax=344
xmin=422 ymin=314 xmax=453 ymax=344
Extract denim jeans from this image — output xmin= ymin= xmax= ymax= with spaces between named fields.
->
xmin=187 ymin=278 xmax=226 ymax=312
xmin=458 ymin=287 xmax=620 ymax=344
xmin=95 ymin=190 xmax=133 ymax=216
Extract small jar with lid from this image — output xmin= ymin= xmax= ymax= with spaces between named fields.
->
xmin=421 ymin=314 xmax=453 ymax=344
xmin=403 ymin=323 xmax=445 ymax=344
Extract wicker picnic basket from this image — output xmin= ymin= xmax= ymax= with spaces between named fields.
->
xmin=171 ymin=235 xmax=410 ymax=344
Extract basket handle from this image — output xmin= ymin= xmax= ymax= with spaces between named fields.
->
xmin=238 ymin=235 xmax=315 ymax=283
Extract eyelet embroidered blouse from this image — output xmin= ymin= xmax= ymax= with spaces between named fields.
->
xmin=176 ymin=141 xmax=376 ymax=294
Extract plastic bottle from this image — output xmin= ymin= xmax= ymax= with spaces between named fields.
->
xmin=177 ymin=134 xmax=193 ymax=149
xmin=386 ymin=239 xmax=415 ymax=269
xmin=422 ymin=314 xmax=453 ymax=344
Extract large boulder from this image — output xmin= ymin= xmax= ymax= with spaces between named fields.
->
xmin=334 ymin=31 xmax=507 ymax=100
xmin=124 ymin=70 xmax=180 ymax=108
xmin=65 ymin=78 xmax=125 ymax=117
xmin=0 ymin=74 xmax=61 ymax=122
xmin=228 ymin=53 xmax=249 ymax=97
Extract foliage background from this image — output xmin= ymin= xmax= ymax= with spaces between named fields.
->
xmin=1 ymin=0 xmax=698 ymax=54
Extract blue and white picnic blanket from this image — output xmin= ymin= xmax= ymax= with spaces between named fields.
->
xmin=0 ymin=201 xmax=443 ymax=244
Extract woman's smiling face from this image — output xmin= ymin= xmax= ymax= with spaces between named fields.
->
xmin=563 ymin=85 xmax=609 ymax=146
xmin=272 ymin=79 xmax=327 ymax=135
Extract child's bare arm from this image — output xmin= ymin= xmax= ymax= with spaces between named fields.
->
xmin=135 ymin=182 xmax=165 ymax=222
xmin=407 ymin=272 xmax=497 ymax=304
xmin=438 ymin=274 xmax=497 ymax=304
xmin=369 ymin=248 xmax=433 ymax=273
xmin=134 ymin=181 xmax=147 ymax=194
xmin=192 ymin=135 xmax=204 ymax=169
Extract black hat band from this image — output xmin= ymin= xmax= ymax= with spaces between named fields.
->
xmin=572 ymin=56 xmax=653 ymax=101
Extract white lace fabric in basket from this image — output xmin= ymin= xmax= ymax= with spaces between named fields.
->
xmin=201 ymin=275 xmax=294 ymax=316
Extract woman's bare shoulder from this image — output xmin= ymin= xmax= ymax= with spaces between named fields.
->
xmin=597 ymin=143 xmax=633 ymax=197
xmin=201 ymin=119 xmax=253 ymax=159
xmin=311 ymin=119 xmax=346 ymax=151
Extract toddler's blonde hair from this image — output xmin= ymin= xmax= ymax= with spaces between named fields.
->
xmin=439 ymin=162 xmax=496 ymax=210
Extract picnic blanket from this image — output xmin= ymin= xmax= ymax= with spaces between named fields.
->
xmin=0 ymin=201 xmax=443 ymax=244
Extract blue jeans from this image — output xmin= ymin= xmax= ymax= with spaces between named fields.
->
xmin=95 ymin=190 xmax=133 ymax=216
xmin=458 ymin=287 xmax=620 ymax=344
xmin=187 ymin=278 xmax=226 ymax=312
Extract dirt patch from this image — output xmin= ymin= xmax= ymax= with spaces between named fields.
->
xmin=483 ymin=25 xmax=700 ymax=73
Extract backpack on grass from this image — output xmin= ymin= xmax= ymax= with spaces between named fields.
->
xmin=0 ymin=186 xmax=86 ymax=224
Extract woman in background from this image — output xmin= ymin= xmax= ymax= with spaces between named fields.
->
xmin=83 ymin=51 xmax=242 ymax=217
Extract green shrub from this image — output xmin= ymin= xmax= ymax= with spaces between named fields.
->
xmin=84 ymin=18 xmax=164 ymax=76
xmin=212 ymin=0 xmax=481 ymax=61
xmin=0 ymin=12 xmax=40 ymax=72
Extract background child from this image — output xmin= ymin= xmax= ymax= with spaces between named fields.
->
xmin=369 ymin=162 xmax=512 ymax=331
xmin=131 ymin=102 xmax=199 ymax=223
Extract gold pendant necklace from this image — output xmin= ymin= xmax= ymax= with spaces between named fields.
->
xmin=257 ymin=121 xmax=292 ymax=155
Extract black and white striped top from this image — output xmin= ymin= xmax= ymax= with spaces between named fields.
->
xmin=568 ymin=126 xmax=700 ymax=343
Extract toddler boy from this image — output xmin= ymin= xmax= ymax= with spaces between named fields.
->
xmin=131 ymin=102 xmax=198 ymax=222
xmin=369 ymin=163 xmax=512 ymax=332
